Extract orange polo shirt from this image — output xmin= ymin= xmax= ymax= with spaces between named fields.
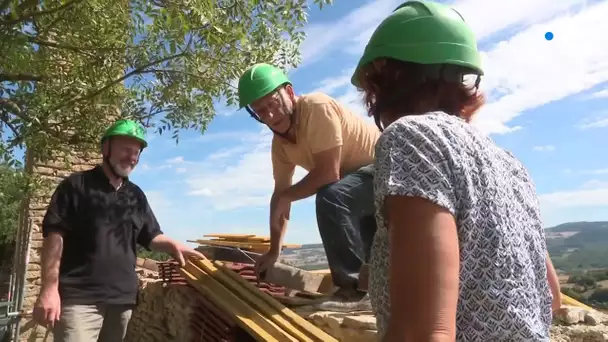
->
xmin=271 ymin=92 xmax=380 ymax=190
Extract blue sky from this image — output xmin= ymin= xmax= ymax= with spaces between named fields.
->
xmin=129 ymin=0 xmax=608 ymax=245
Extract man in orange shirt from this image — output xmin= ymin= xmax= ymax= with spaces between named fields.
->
xmin=238 ymin=63 xmax=380 ymax=301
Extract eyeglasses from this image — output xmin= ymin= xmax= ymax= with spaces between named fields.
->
xmin=250 ymin=91 xmax=282 ymax=115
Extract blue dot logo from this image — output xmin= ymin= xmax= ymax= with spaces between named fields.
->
xmin=545 ymin=32 xmax=554 ymax=41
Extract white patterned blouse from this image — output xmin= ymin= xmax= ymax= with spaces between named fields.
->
xmin=370 ymin=112 xmax=552 ymax=341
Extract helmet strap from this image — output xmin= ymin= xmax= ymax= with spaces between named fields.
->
xmin=102 ymin=138 xmax=125 ymax=182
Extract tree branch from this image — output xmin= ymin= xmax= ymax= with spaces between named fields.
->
xmin=0 ymin=73 xmax=43 ymax=82
xmin=52 ymin=52 xmax=189 ymax=112
xmin=144 ymin=69 xmax=237 ymax=89
xmin=0 ymin=112 xmax=21 ymax=141
xmin=1 ymin=0 xmax=83 ymax=26
xmin=25 ymin=36 xmax=98 ymax=57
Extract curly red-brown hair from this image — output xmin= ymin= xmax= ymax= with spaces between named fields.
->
xmin=356 ymin=58 xmax=485 ymax=130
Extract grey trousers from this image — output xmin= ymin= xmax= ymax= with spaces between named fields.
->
xmin=53 ymin=304 xmax=133 ymax=342
xmin=315 ymin=164 xmax=377 ymax=290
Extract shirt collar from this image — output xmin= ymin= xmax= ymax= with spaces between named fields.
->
xmin=93 ymin=165 xmax=130 ymax=189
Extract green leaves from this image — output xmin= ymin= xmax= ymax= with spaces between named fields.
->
xmin=0 ymin=162 xmax=33 ymax=246
xmin=1 ymin=0 xmax=331 ymax=164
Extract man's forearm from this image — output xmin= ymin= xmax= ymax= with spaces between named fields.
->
xmin=148 ymin=234 xmax=175 ymax=253
xmin=40 ymin=233 xmax=63 ymax=291
xmin=283 ymin=169 xmax=338 ymax=202
xmin=269 ymin=191 xmax=290 ymax=253
xmin=269 ymin=217 xmax=288 ymax=254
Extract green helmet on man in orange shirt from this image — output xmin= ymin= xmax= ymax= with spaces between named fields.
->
xmin=237 ymin=63 xmax=295 ymax=137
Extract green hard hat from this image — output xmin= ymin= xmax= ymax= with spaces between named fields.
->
xmin=351 ymin=0 xmax=483 ymax=87
xmin=238 ymin=63 xmax=291 ymax=108
xmin=101 ymin=119 xmax=148 ymax=148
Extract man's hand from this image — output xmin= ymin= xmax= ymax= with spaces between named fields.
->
xmin=255 ymin=249 xmax=280 ymax=280
xmin=33 ymin=287 xmax=61 ymax=328
xmin=270 ymin=191 xmax=290 ymax=229
xmin=169 ymin=242 xmax=206 ymax=267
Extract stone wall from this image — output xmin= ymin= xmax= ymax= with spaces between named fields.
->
xmin=129 ymin=268 xmax=608 ymax=342
xmin=125 ymin=270 xmax=196 ymax=342
xmin=299 ymin=306 xmax=608 ymax=342
xmin=18 ymin=150 xmax=101 ymax=342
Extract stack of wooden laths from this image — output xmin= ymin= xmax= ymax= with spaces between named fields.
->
xmin=180 ymin=258 xmax=338 ymax=342
xmin=189 ymin=233 xmax=302 ymax=254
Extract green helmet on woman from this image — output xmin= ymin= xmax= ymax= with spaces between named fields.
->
xmin=351 ymin=0 xmax=484 ymax=87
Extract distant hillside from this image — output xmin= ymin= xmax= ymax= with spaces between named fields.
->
xmin=283 ymin=222 xmax=608 ymax=273
xmin=546 ymin=221 xmax=608 ymax=233
xmin=545 ymin=221 xmax=608 ymax=272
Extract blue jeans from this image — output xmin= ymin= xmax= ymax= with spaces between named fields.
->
xmin=315 ymin=164 xmax=377 ymax=290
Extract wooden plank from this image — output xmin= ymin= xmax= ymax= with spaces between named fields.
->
xmin=211 ymin=236 xmax=271 ymax=243
xmin=179 ymin=268 xmax=280 ymax=342
xmin=182 ymin=262 xmax=298 ymax=342
xmin=204 ymin=233 xmax=256 ymax=238
xmin=562 ymin=293 xmax=594 ymax=310
xmin=194 ymin=259 xmax=315 ymax=342
xmin=191 ymin=239 xmax=301 ymax=249
xmin=213 ymin=260 xmax=339 ymax=342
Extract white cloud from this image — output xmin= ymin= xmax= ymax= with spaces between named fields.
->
xmin=454 ymin=0 xmax=587 ymax=42
xmin=579 ymin=118 xmax=608 ymax=129
xmin=309 ymin=68 xmax=354 ymax=95
xmin=166 ymin=156 xmax=184 ymax=164
xmin=184 ymin=127 xmax=308 ymax=210
xmin=589 ymin=89 xmax=608 ymax=99
xmin=533 ymin=145 xmax=556 ymax=152
xmin=299 ymin=0 xmax=400 ymax=67
xmin=300 ymin=0 xmax=588 ymax=70
xmin=305 ymin=0 xmax=608 ymax=135
xmin=540 ymin=181 xmax=608 ymax=209
xmin=577 ymin=112 xmax=608 ymax=129
xmin=471 ymin=1 xmax=608 ymax=133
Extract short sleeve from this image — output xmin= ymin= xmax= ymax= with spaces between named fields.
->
xmin=271 ymin=137 xmax=295 ymax=191
xmin=42 ymin=179 xmax=76 ymax=237
xmin=305 ymin=101 xmax=343 ymax=154
xmin=137 ymin=195 xmax=163 ymax=250
xmin=375 ymin=120 xmax=457 ymax=216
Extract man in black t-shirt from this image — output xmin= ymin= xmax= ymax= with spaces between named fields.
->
xmin=32 ymin=120 xmax=205 ymax=342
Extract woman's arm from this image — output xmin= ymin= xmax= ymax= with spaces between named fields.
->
xmin=545 ymin=253 xmax=562 ymax=313
xmin=383 ymin=195 xmax=460 ymax=342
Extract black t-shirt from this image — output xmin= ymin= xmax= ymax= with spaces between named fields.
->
xmin=42 ymin=166 xmax=163 ymax=305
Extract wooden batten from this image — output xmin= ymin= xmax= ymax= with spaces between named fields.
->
xmin=181 ymin=263 xmax=297 ymax=341
xmin=212 ymin=260 xmax=338 ymax=342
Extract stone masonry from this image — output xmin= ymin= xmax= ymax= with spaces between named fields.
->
xmin=129 ymin=268 xmax=608 ymax=342
xmin=18 ymin=149 xmax=101 ymax=342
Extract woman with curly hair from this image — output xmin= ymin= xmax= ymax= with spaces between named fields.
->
xmin=350 ymin=1 xmax=561 ymax=341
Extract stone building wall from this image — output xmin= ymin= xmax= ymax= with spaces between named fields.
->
xmin=18 ymin=150 xmax=101 ymax=342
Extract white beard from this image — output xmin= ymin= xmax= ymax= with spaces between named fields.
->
xmin=111 ymin=162 xmax=133 ymax=177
